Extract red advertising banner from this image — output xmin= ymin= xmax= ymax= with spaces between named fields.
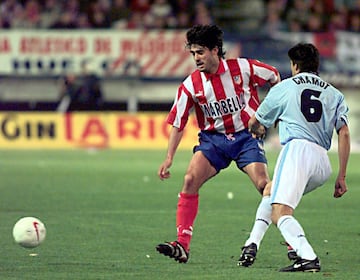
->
xmin=0 ymin=30 xmax=195 ymax=77
xmin=2 ymin=30 xmax=360 ymax=85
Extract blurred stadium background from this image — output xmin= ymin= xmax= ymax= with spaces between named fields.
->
xmin=0 ymin=0 xmax=359 ymax=150
xmin=1 ymin=2 xmax=360 ymax=279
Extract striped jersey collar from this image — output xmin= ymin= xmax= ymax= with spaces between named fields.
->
xmin=204 ymin=59 xmax=226 ymax=80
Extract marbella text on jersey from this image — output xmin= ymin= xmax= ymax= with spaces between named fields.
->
xmin=199 ymin=95 xmax=246 ymax=118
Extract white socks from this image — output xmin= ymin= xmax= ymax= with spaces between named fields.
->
xmin=277 ymin=215 xmax=317 ymax=260
xmin=244 ymin=196 xmax=272 ymax=248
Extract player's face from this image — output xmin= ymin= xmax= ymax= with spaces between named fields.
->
xmin=189 ymin=44 xmax=220 ymax=74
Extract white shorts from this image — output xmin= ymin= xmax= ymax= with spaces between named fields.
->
xmin=270 ymin=139 xmax=332 ymax=209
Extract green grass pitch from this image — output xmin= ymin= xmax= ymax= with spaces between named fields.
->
xmin=0 ymin=149 xmax=359 ymax=280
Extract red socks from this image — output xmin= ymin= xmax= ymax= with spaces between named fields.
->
xmin=176 ymin=192 xmax=199 ymax=251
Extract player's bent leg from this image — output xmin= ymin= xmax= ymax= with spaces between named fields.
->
xmin=237 ymin=163 xmax=269 ymax=267
xmin=181 ymin=151 xmax=217 ymax=194
xmin=242 ymin=162 xmax=270 ymax=195
xmin=156 ymin=152 xmax=216 ymax=263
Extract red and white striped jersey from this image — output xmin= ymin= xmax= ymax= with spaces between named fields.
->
xmin=167 ymin=58 xmax=279 ymax=134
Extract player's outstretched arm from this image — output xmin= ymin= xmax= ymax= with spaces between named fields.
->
xmin=158 ymin=127 xmax=184 ymax=180
xmin=334 ymin=125 xmax=350 ymax=198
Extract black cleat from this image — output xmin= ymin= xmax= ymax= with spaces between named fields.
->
xmin=237 ymin=243 xmax=257 ymax=267
xmin=156 ymin=241 xmax=189 ymax=263
xmin=279 ymin=257 xmax=321 ymax=272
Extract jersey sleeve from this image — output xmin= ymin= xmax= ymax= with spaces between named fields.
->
xmin=255 ymin=83 xmax=286 ymax=128
xmin=335 ymin=94 xmax=349 ymax=133
xmin=166 ymin=83 xmax=194 ymax=131
xmin=248 ymin=59 xmax=280 ymax=87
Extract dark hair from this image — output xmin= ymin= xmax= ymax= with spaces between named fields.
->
xmin=185 ymin=24 xmax=225 ymax=58
xmin=288 ymin=43 xmax=319 ymax=73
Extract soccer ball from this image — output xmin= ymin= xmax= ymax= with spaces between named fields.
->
xmin=12 ymin=217 xmax=46 ymax=248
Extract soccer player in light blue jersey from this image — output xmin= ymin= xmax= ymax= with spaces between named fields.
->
xmin=238 ymin=43 xmax=350 ymax=272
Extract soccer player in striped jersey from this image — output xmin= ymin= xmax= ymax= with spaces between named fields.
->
xmin=242 ymin=43 xmax=350 ymax=272
xmin=155 ymin=24 xmax=281 ymax=263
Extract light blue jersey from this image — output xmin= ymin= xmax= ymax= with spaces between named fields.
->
xmin=255 ymin=72 xmax=349 ymax=150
